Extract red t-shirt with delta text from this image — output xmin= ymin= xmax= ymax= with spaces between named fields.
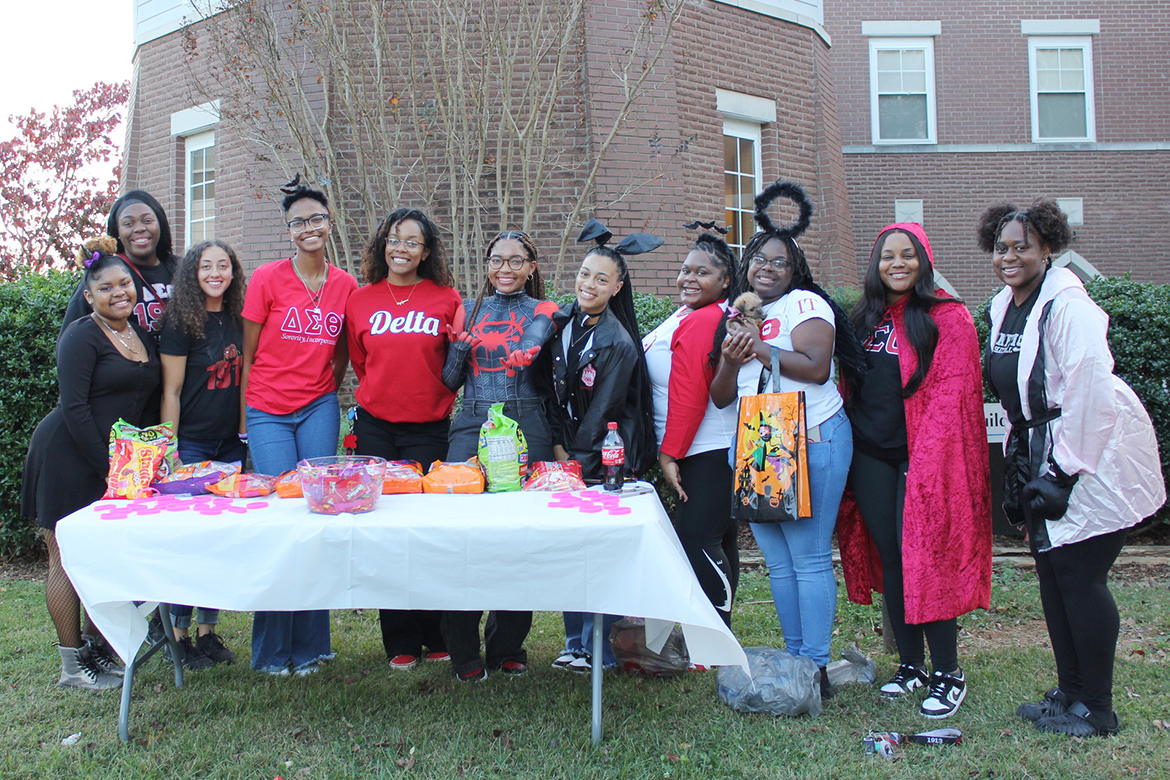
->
xmin=242 ymin=258 xmax=357 ymax=415
xmin=346 ymin=279 xmax=463 ymax=423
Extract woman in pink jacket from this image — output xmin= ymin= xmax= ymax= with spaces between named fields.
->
xmin=979 ymin=200 xmax=1164 ymax=738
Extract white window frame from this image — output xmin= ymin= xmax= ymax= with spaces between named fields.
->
xmin=185 ymin=130 xmax=216 ymax=242
xmin=869 ymin=37 xmax=937 ymax=145
xmin=722 ymin=118 xmax=764 ymax=254
xmin=1028 ymin=36 xmax=1096 ymax=143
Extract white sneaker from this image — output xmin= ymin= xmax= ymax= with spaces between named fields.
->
xmin=58 ymin=645 xmax=122 ymax=691
xmin=566 ymin=655 xmax=592 ymax=674
xmin=551 ymin=652 xmax=578 ymax=671
xmin=920 ymin=669 xmax=967 ymax=719
xmin=880 ymin=663 xmax=929 ymax=698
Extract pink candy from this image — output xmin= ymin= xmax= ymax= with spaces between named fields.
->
xmin=97 ymin=495 xmax=268 ymax=520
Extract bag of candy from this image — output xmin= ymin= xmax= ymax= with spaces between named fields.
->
xmin=154 ymin=460 xmax=241 ymax=495
xmin=103 ymin=437 xmax=167 ymax=499
xmin=383 ymin=460 xmax=424 ymax=494
xmin=298 ymin=456 xmax=386 ymax=514
xmin=108 ymin=419 xmax=180 ymax=480
xmin=422 ymin=458 xmax=485 ymax=494
xmin=523 ymin=461 xmax=587 ymax=491
xmin=274 ymin=470 xmax=304 ymax=498
xmin=477 ymin=403 xmax=527 ymax=493
xmin=207 ymin=473 xmax=279 ymax=498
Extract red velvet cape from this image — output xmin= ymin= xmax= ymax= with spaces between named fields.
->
xmin=837 ymin=296 xmax=992 ymax=624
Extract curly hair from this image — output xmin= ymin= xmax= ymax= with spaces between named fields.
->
xmin=163 ymin=240 xmax=246 ymax=340
xmin=976 ymin=198 xmax=1073 ymax=256
xmin=360 ymin=208 xmax=452 ymax=286
xmin=74 ymin=236 xmax=130 ymax=289
xmin=280 ymin=173 xmax=328 ymax=214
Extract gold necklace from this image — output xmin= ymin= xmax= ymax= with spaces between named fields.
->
xmin=94 ymin=314 xmax=142 ymax=355
xmin=291 ymin=257 xmax=327 ymax=309
xmin=386 ymin=278 xmax=421 ymax=306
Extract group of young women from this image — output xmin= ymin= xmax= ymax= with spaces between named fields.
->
xmin=22 ymin=176 xmax=1162 ymax=738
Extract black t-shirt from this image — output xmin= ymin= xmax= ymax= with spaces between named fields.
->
xmin=851 ymin=310 xmax=908 ymax=461
xmin=987 ymin=285 xmax=1042 ymax=425
xmin=61 ymin=256 xmax=176 ymax=340
xmin=159 ymin=311 xmax=243 ymax=441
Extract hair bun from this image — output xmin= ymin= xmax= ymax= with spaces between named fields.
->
xmin=74 ymin=236 xmax=118 ymax=268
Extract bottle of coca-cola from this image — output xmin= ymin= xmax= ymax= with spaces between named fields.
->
xmin=602 ymin=421 xmax=625 ymax=492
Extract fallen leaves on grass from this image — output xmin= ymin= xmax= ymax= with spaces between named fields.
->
xmin=492 ymin=729 xmax=515 ymax=751
xmin=395 ymin=746 xmax=416 ymax=769
xmin=1152 ymin=719 xmax=1170 ymax=731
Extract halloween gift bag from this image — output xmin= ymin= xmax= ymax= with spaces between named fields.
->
xmin=731 ymin=350 xmax=811 ymax=523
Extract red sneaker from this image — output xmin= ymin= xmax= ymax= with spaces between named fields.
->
xmin=499 ymin=660 xmax=528 ymax=676
xmin=424 ymin=651 xmax=451 ymax=663
xmin=388 ymin=654 xmax=419 ymax=670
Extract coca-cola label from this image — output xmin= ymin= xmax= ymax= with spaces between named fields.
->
xmin=602 ymin=446 xmax=624 ymax=466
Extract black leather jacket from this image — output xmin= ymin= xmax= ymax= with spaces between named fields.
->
xmin=542 ymin=303 xmax=654 ymax=480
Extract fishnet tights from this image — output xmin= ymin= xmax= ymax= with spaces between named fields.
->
xmin=42 ymin=529 xmax=97 ymax=648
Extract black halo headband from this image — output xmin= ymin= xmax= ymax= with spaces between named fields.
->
xmin=753 ymin=180 xmax=813 ymax=240
xmin=577 ymin=218 xmax=664 ymax=257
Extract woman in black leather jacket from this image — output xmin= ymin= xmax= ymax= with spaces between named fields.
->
xmin=542 ymin=220 xmax=657 ymax=672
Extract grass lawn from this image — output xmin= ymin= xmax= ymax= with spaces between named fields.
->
xmin=1 ymin=562 xmax=1167 ymax=780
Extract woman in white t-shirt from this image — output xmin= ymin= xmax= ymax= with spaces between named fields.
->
xmin=710 ymin=181 xmax=866 ymax=698
xmin=643 ymin=231 xmax=742 ymax=626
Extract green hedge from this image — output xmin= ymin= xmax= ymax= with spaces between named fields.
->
xmin=976 ymin=275 xmax=1170 ymax=521
xmin=0 ymin=269 xmax=80 ymax=559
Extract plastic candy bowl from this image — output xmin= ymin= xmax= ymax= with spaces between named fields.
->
xmin=298 ymin=456 xmax=387 ymax=515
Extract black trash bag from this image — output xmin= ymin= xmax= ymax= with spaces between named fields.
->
xmin=717 ymin=646 xmax=823 ymax=717
xmin=610 ymin=617 xmax=689 ymax=677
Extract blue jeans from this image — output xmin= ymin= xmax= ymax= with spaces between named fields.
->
xmin=749 ymin=408 xmax=852 ymax=667
xmin=245 ymin=392 xmax=340 ymax=475
xmin=170 ymin=436 xmax=248 ymax=628
xmin=562 ymin=612 xmax=620 ymax=666
xmin=245 ymin=392 xmax=339 ymax=671
xmin=177 ymin=436 xmax=247 ymax=466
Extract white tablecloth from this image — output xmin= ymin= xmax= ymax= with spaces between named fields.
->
xmin=56 ymin=483 xmax=747 ymax=669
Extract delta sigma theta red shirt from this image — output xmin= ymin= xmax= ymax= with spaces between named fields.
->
xmin=242 ymin=258 xmax=357 ymax=415
xmin=345 ymin=279 xmax=463 ymax=423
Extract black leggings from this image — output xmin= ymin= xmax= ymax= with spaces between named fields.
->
xmin=1033 ymin=527 xmax=1127 ymax=712
xmin=673 ymin=449 xmax=738 ymax=627
xmin=849 ymin=450 xmax=958 ymax=673
xmin=354 ymin=411 xmax=449 ymax=657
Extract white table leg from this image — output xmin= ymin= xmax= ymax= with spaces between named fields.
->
xmin=591 ymin=612 xmax=603 ymax=745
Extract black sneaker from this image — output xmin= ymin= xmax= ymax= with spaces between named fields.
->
xmin=173 ymin=636 xmax=215 ymax=670
xmin=146 ymin=617 xmax=166 ymax=646
xmin=818 ymin=665 xmax=835 ymax=700
xmin=1017 ymin=687 xmax=1070 ymax=722
xmin=196 ymin=632 xmax=236 ymax=665
xmin=1037 ymin=701 xmax=1119 ymax=737
xmin=879 ymin=663 xmax=929 ymax=698
xmin=920 ymin=669 xmax=967 ymax=719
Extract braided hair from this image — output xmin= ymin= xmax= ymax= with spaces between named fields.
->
xmin=743 ymin=181 xmax=867 ymax=383
xmin=976 ymin=199 xmax=1073 ymax=257
xmin=683 ymin=226 xmax=742 ymax=367
xmin=465 ymin=230 xmax=546 ymax=330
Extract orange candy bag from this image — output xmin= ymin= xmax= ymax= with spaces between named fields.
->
xmin=383 ymin=460 xmax=424 ymax=494
xmin=421 ymin=458 xmax=485 ymax=494
xmin=207 ymin=473 xmax=278 ymax=498
xmin=274 ymin=470 xmax=304 ymax=498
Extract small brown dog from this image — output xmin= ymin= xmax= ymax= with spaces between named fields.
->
xmin=725 ymin=291 xmax=764 ymax=334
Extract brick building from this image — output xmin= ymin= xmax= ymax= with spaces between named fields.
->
xmin=126 ymin=0 xmax=860 ymax=296
xmin=823 ymin=1 xmax=1170 ymax=304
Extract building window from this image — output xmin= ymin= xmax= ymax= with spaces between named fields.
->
xmin=1029 ymin=37 xmax=1095 ymax=142
xmin=869 ymin=37 xmax=936 ymax=144
xmin=723 ymin=118 xmax=763 ymax=253
xmin=186 ymin=131 xmax=216 ymax=242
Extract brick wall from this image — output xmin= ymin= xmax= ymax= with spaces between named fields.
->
xmin=826 ymin=1 xmax=1170 ymax=302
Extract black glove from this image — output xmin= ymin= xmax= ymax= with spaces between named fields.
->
xmin=1022 ymin=463 xmax=1079 ymax=521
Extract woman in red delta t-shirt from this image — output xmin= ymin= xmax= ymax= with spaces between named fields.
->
xmin=346 ymin=208 xmax=462 ymax=672
xmin=240 ymin=176 xmax=357 ymax=677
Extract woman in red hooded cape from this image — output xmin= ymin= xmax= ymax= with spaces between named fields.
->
xmin=836 ymin=222 xmax=991 ymax=720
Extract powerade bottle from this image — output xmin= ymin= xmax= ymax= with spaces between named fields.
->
xmin=602 ymin=422 xmax=625 ymax=492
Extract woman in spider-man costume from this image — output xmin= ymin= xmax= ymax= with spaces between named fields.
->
xmin=438 ymin=229 xmax=558 ymax=681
